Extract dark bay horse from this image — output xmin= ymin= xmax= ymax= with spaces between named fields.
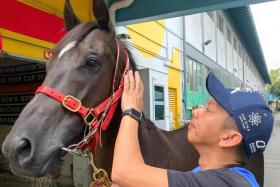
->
xmin=1 ymin=0 xmax=264 ymax=185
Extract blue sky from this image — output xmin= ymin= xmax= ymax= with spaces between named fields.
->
xmin=251 ymin=1 xmax=280 ymax=71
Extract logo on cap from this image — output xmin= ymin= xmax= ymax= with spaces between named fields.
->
xmin=256 ymin=140 xmax=266 ymax=149
xmin=248 ymin=112 xmax=262 ymax=127
xmin=249 ymin=140 xmax=266 ymax=154
xmin=238 ymin=113 xmax=251 ymax=131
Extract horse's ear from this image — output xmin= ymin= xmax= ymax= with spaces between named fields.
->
xmin=93 ymin=0 xmax=113 ymax=32
xmin=64 ymin=0 xmax=81 ymax=31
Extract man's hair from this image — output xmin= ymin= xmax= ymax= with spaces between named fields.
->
xmin=223 ymin=117 xmax=249 ymax=165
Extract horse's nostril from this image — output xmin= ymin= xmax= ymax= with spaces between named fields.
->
xmin=17 ymin=139 xmax=32 ymax=165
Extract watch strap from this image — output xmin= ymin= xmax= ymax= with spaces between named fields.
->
xmin=122 ymin=108 xmax=142 ymax=122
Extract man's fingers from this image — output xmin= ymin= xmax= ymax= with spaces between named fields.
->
xmin=135 ymin=71 xmax=142 ymax=92
xmin=128 ymin=70 xmax=135 ymax=91
xmin=123 ymin=73 xmax=129 ymax=92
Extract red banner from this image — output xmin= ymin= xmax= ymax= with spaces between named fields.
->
xmin=0 ymin=32 xmax=2 ymax=50
xmin=0 ymin=0 xmax=66 ymax=43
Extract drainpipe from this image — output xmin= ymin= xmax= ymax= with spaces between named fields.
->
xmin=182 ymin=16 xmax=188 ymax=122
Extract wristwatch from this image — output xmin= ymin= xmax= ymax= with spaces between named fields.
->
xmin=122 ymin=108 xmax=142 ymax=122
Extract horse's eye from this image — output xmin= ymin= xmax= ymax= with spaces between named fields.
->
xmin=85 ymin=57 xmax=100 ymax=70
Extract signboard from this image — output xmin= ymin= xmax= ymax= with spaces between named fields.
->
xmin=0 ymin=63 xmax=46 ymax=124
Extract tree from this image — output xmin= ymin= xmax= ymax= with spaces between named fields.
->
xmin=268 ymin=68 xmax=280 ymax=97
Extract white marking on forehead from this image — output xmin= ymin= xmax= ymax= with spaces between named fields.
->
xmin=58 ymin=41 xmax=77 ymax=58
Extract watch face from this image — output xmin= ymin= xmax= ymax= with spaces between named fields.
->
xmin=130 ymin=109 xmax=142 ymax=119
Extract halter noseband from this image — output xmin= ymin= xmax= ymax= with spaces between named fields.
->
xmin=35 ymin=38 xmax=130 ymax=152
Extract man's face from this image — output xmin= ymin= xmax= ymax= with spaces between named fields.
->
xmin=188 ymin=98 xmax=230 ymax=147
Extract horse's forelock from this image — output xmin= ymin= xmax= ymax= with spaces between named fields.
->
xmin=53 ymin=22 xmax=99 ymax=57
xmin=46 ymin=22 xmax=102 ymax=71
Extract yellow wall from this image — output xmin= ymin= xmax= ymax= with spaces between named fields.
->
xmin=168 ymin=48 xmax=182 ymax=128
xmin=20 ymin=0 xmax=94 ymax=21
xmin=127 ymin=20 xmax=165 ymax=58
xmin=127 ymin=20 xmax=182 ymax=128
xmin=0 ymin=29 xmax=54 ymax=61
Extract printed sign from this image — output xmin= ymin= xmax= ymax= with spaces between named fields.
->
xmin=0 ymin=63 xmax=46 ymax=124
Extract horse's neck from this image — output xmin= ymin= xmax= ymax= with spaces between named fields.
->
xmin=138 ymin=117 xmax=198 ymax=171
xmin=93 ymin=103 xmax=122 ymax=173
xmin=94 ymin=103 xmax=198 ymax=174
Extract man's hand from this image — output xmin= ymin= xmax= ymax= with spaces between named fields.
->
xmin=113 ymin=70 xmax=168 ymax=187
xmin=121 ymin=70 xmax=144 ymax=112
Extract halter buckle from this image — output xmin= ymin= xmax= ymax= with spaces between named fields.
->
xmin=83 ymin=108 xmax=96 ymax=126
xmin=62 ymin=95 xmax=81 ymax=112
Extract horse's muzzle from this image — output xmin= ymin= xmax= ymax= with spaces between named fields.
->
xmin=2 ymin=136 xmax=33 ymax=166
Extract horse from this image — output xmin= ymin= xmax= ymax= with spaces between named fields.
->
xmin=1 ymin=0 xmax=264 ymax=186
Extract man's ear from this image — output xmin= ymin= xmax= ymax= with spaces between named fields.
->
xmin=218 ymin=130 xmax=243 ymax=148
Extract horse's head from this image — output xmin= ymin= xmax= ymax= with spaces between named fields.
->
xmin=2 ymin=0 xmax=132 ymax=178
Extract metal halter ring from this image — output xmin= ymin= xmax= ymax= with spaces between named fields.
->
xmin=62 ymin=95 xmax=82 ymax=112
xmin=83 ymin=108 xmax=96 ymax=126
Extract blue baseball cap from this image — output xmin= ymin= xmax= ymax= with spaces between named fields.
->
xmin=206 ymin=72 xmax=274 ymax=156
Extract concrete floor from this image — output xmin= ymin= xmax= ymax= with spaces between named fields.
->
xmin=264 ymin=112 xmax=280 ymax=187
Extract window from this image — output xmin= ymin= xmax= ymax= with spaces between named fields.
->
xmin=154 ymin=86 xmax=165 ymax=120
xmin=207 ymin=12 xmax=214 ymax=21
xmin=217 ymin=15 xmax=224 ymax=33
xmin=186 ymin=58 xmax=189 ymax=85
xmin=188 ymin=59 xmax=194 ymax=90
xmin=193 ymin=61 xmax=197 ymax=92
xmin=197 ymin=63 xmax=203 ymax=87
xmin=226 ymin=27 xmax=232 ymax=44
xmin=187 ymin=59 xmax=203 ymax=92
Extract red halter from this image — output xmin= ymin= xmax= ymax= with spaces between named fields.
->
xmin=35 ymin=38 xmax=129 ymax=152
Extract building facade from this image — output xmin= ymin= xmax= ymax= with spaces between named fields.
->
xmin=116 ymin=8 xmax=269 ymax=130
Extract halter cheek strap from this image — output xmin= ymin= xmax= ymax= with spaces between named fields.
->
xmin=35 ymin=39 xmax=130 ymax=152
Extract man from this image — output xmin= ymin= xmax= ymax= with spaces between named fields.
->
xmin=111 ymin=71 xmax=273 ymax=187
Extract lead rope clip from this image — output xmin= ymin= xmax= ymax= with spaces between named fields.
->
xmin=87 ymin=153 xmax=112 ymax=187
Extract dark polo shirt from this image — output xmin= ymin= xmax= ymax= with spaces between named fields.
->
xmin=168 ymin=166 xmax=259 ymax=187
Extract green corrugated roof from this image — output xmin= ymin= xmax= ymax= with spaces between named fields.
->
xmin=227 ymin=6 xmax=271 ymax=84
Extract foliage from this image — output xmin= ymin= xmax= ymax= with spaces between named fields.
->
xmin=268 ymin=68 xmax=280 ymax=97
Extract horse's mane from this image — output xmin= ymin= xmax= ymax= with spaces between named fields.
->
xmin=122 ymin=46 xmax=137 ymax=71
